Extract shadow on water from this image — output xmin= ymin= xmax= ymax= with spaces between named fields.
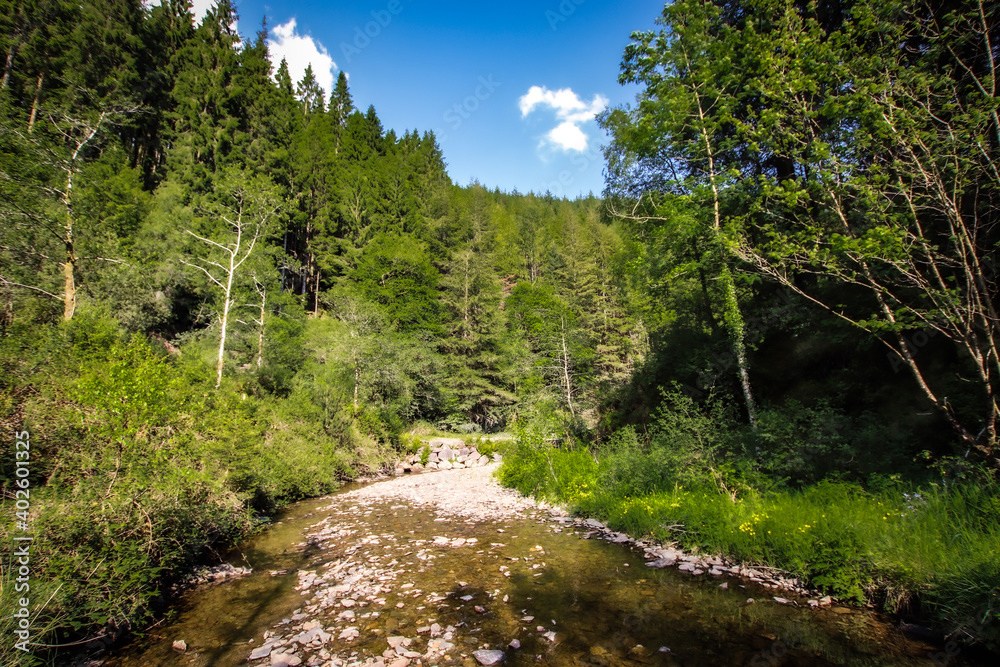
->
xmin=99 ymin=479 xmax=993 ymax=667
xmin=99 ymin=493 xmax=346 ymax=666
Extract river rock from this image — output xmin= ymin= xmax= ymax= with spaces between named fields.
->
xmin=271 ymin=652 xmax=302 ymax=667
xmin=588 ymin=646 xmax=611 ymax=666
xmin=438 ymin=460 xmax=453 ymax=470
xmin=473 ymin=649 xmax=505 ymax=665
xmin=171 ymin=640 xmax=187 ymax=653
xmin=249 ymin=644 xmax=273 ymax=660
xmin=439 ymin=445 xmax=454 ymax=461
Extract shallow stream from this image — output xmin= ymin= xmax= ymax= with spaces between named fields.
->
xmin=101 ymin=474 xmax=986 ymax=667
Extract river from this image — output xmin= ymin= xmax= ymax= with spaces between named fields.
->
xmin=100 ymin=466 xmax=987 ymax=667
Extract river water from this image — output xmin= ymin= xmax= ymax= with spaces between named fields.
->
xmin=101 ymin=473 xmax=988 ymax=667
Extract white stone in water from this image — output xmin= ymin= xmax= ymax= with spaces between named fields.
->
xmin=249 ymin=645 xmax=273 ymax=660
xmin=473 ymin=649 xmax=505 ymax=665
xmin=172 ymin=640 xmax=187 ymax=653
xmin=508 ymin=639 xmax=521 ymax=650
xmin=271 ymin=652 xmax=302 ymax=667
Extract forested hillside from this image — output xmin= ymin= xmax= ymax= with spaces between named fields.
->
xmin=0 ymin=2 xmax=645 ymax=659
xmin=1 ymin=0 xmax=999 ymax=662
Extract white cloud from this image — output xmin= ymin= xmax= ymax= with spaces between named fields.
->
xmin=518 ymin=85 xmax=608 ymax=151
xmin=267 ymin=18 xmax=337 ymax=99
xmin=190 ymin=0 xmax=214 ymax=22
xmin=145 ymin=1 xmax=238 ymax=35
xmin=546 ymin=121 xmax=589 ymax=152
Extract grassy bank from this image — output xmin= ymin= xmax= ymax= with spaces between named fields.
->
xmin=0 ymin=314 xmax=401 ymax=666
xmin=496 ymin=426 xmax=1000 ymax=652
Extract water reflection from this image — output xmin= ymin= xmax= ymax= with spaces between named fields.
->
xmin=101 ymin=480 xmax=986 ymax=667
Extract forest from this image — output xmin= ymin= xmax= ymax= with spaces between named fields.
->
xmin=0 ymin=0 xmax=998 ymax=663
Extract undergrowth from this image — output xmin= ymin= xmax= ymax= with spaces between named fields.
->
xmin=496 ymin=401 xmax=1000 ymax=653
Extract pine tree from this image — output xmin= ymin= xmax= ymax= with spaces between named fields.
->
xmin=296 ymin=64 xmax=325 ymax=115
xmin=328 ymin=70 xmax=352 ymax=128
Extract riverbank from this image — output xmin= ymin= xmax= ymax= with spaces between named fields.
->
xmin=494 ymin=432 xmax=1000 ymax=656
xmin=100 ymin=462 xmax=984 ymax=667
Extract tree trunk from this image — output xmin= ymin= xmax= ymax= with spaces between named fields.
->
xmin=62 ymin=225 xmax=76 ymax=320
xmin=313 ymin=258 xmax=320 ymax=317
xmin=354 ymin=361 xmax=360 ymax=412
xmin=694 ymin=87 xmax=758 ymax=427
xmin=256 ymin=284 xmax=266 ymax=369
xmin=561 ymin=316 xmax=575 ymax=417
xmin=1 ymin=33 xmax=19 ymax=89
xmin=216 ymin=257 xmax=236 ymax=389
xmin=27 ymin=71 xmax=43 ymax=133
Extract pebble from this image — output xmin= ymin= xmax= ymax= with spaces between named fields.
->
xmin=472 ymin=649 xmax=505 ymax=665
xmin=238 ymin=462 xmax=840 ymax=667
xmin=270 ymin=652 xmax=302 ymax=667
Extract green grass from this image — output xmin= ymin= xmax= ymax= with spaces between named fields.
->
xmin=0 ymin=316 xmax=402 ymax=665
xmin=495 ymin=429 xmax=1000 ymax=651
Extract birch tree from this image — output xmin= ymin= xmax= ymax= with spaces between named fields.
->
xmin=182 ymin=168 xmax=281 ymax=388
xmin=601 ymin=0 xmax=759 ymax=425
xmin=726 ymin=0 xmax=1000 ymax=460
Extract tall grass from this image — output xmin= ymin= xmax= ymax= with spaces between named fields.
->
xmin=496 ymin=428 xmax=1000 ymax=651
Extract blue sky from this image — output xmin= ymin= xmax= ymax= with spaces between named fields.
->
xmin=192 ymin=0 xmax=666 ymax=197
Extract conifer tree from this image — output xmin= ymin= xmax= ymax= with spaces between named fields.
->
xmin=296 ymin=64 xmax=325 ymax=115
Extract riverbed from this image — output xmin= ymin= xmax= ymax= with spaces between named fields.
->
xmin=100 ymin=465 xmax=985 ymax=667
